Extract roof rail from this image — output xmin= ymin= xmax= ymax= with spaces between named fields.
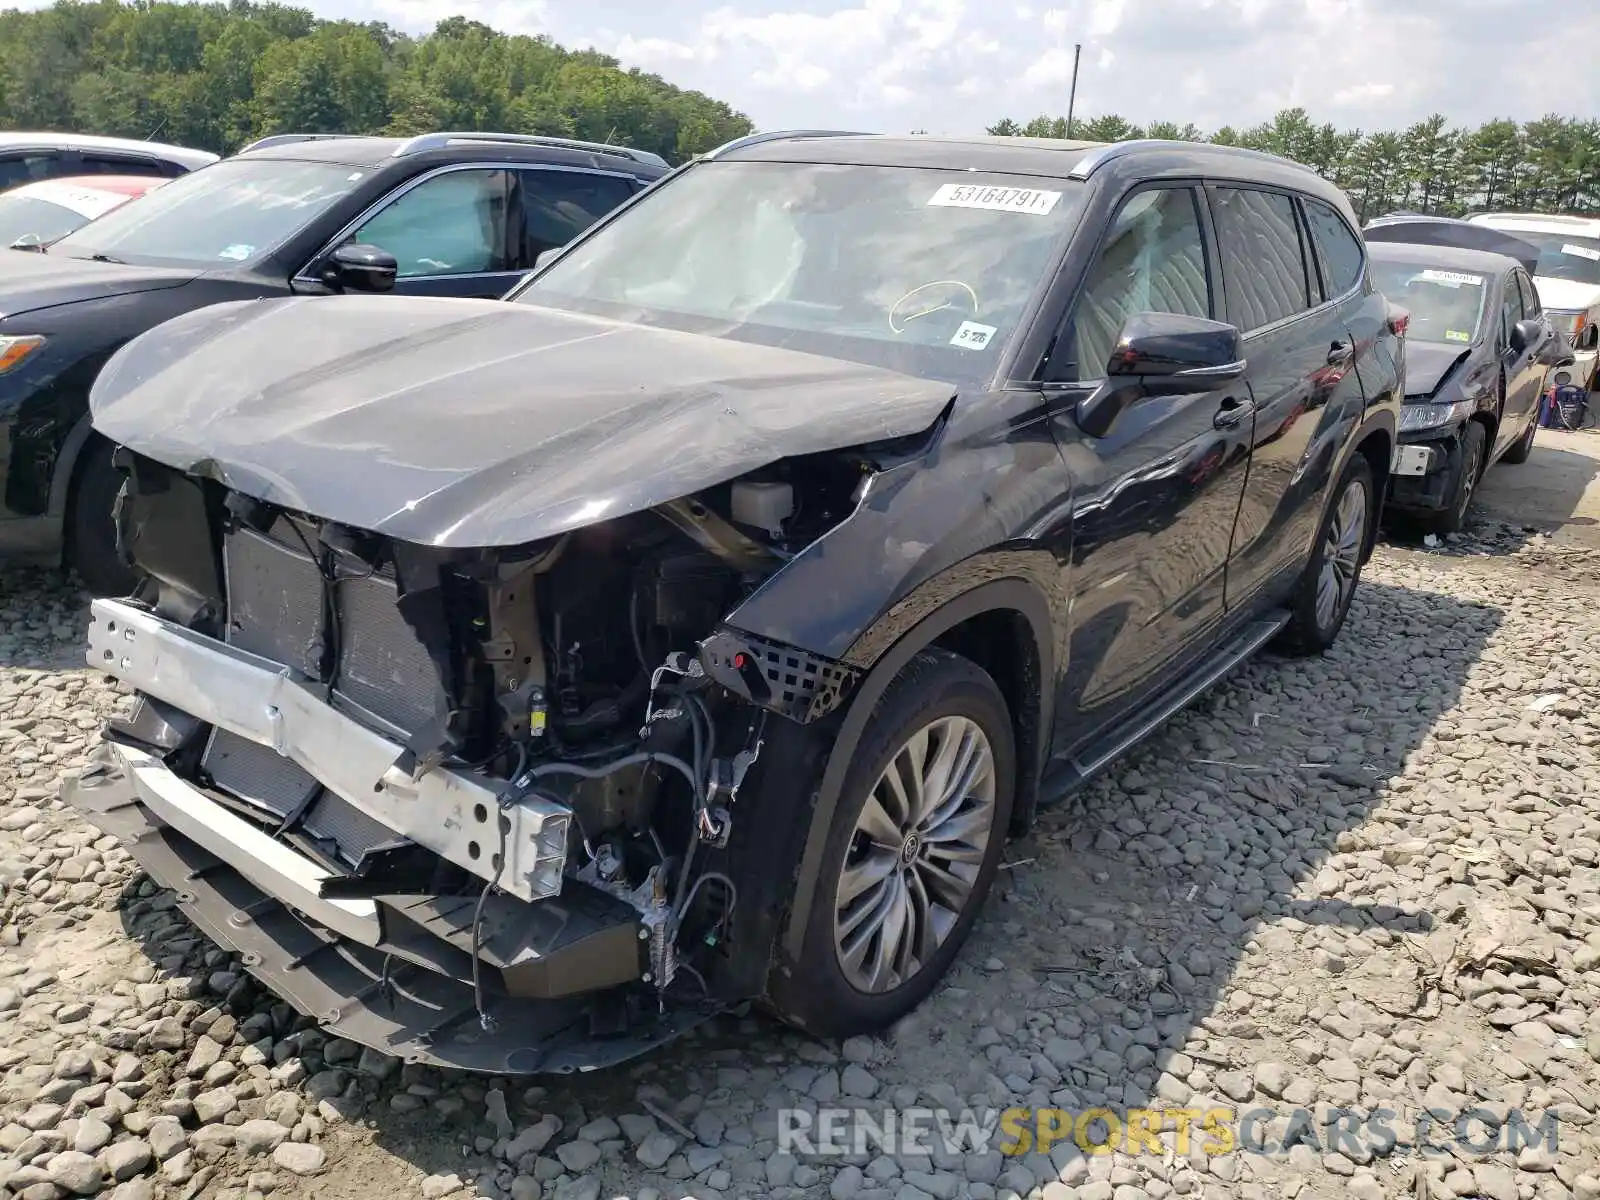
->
xmin=1476 ymin=211 xmax=1597 ymax=226
xmin=238 ymin=133 xmax=364 ymax=154
xmin=701 ymin=130 xmax=872 ymax=160
xmin=390 ymin=131 xmax=669 ymax=169
xmin=1066 ymin=138 xmax=1302 ymax=181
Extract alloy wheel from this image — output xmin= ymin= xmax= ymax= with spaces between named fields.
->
xmin=1314 ymin=476 xmax=1368 ymax=632
xmin=833 ymin=715 xmax=998 ymax=994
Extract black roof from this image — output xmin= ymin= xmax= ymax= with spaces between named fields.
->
xmin=711 ymin=132 xmax=1350 ymax=207
xmin=234 ymin=133 xmax=669 ymax=177
xmin=716 ymin=133 xmax=1105 ymax=176
xmin=239 ymin=136 xmax=410 ymax=167
xmin=1366 ymin=240 xmax=1519 ymax=279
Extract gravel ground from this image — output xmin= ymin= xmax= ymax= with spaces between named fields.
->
xmin=1 ymin=512 xmax=1598 ymax=1200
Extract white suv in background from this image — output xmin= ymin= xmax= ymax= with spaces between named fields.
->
xmin=1469 ymin=212 xmax=1600 ymax=391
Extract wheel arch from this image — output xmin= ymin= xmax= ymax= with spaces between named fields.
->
xmin=1332 ymin=404 xmax=1393 ymax=561
xmin=776 ymin=577 xmax=1054 ymax=964
xmin=1350 ymin=423 xmax=1391 ymax=559
xmin=51 ymin=418 xmax=104 ymax=518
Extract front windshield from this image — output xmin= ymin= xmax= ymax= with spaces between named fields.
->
xmin=50 ymin=159 xmax=368 ymax=268
xmin=1371 ymin=260 xmax=1488 ymax=345
xmin=1515 ymin=231 xmax=1600 ymax=286
xmin=0 ymin=194 xmax=85 ymax=248
xmin=513 ymin=161 xmax=1085 ymax=382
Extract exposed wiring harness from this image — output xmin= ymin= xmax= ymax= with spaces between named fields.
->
xmin=462 ymin=659 xmax=741 ymax=1027
xmin=468 ymin=742 xmax=526 ymax=1031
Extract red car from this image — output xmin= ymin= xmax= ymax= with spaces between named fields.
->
xmin=0 ymin=174 xmax=167 ymax=249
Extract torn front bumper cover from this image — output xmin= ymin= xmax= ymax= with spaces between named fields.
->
xmin=62 ymin=600 xmax=712 ymax=1072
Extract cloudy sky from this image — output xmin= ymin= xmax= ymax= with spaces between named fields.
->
xmin=53 ymin=0 xmax=1600 ymax=135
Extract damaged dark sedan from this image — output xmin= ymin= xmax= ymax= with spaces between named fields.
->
xmin=1369 ymin=241 xmax=1566 ymax=534
xmin=64 ymin=132 xmax=1400 ymax=1074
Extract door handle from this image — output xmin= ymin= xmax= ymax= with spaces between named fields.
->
xmin=1213 ymin=395 xmax=1254 ymax=430
xmin=1328 ymin=340 xmax=1354 ymax=366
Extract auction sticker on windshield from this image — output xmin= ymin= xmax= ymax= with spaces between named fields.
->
xmin=1417 ymin=269 xmax=1483 ymax=288
xmin=1562 ymin=243 xmax=1600 ymax=262
xmin=928 ymin=184 xmax=1062 ymax=215
xmin=950 ymin=320 xmax=998 ymax=349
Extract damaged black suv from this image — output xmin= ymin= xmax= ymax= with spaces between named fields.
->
xmin=65 ymin=132 xmax=1401 ymax=1074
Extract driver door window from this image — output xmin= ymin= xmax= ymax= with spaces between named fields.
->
xmin=1500 ymin=277 xmax=1523 ymax=347
xmin=1516 ymin=270 xmax=1541 ymax=318
xmin=348 ymin=169 xmax=515 ymax=293
xmin=1061 ymin=187 xmax=1212 ymax=383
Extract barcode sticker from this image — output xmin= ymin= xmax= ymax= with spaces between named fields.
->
xmin=927 ymin=184 xmax=1062 ymax=215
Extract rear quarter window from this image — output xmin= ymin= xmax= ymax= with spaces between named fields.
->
xmin=1303 ymin=198 xmax=1366 ymax=298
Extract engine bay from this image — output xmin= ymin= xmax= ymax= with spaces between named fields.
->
xmin=99 ymin=443 xmax=873 ymax=1038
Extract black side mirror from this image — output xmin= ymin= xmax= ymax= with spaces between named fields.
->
xmin=323 ymin=243 xmax=398 ymax=294
xmin=1509 ymin=318 xmax=1543 ymax=355
xmin=1075 ymin=311 xmax=1246 ymax=439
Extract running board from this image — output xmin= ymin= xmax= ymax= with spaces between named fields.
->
xmin=1045 ymin=610 xmax=1290 ymax=796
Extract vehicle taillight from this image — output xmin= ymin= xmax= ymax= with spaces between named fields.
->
xmin=1387 ymin=308 xmax=1410 ymax=337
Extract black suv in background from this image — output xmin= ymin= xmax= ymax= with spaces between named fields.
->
xmin=67 ymin=133 xmax=1401 ymax=1072
xmin=0 ymin=131 xmax=668 ymax=593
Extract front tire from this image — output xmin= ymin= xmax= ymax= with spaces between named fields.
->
xmin=1500 ymin=411 xmax=1536 ymax=465
xmin=66 ymin=440 xmax=140 ymax=598
xmin=767 ymin=649 xmax=1015 ymax=1039
xmin=1276 ymin=452 xmax=1373 ymax=658
xmin=1418 ymin=419 xmax=1485 ymax=537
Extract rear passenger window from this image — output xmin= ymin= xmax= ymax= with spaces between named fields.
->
xmin=1063 ymin=186 xmax=1211 ymax=382
xmin=1303 ymin=198 xmax=1365 ymax=298
xmin=1211 ymin=187 xmax=1311 ymax=332
xmin=516 ymin=169 xmax=636 ymax=266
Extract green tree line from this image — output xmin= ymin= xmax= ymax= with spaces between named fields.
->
xmin=0 ymin=0 xmax=753 ymax=164
xmin=988 ymin=108 xmax=1600 ymax=220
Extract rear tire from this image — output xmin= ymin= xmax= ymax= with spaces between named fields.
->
xmin=1500 ymin=412 xmax=1536 ymax=465
xmin=1276 ymin=453 xmax=1373 ymax=658
xmin=1418 ymin=420 xmax=1485 ymax=537
xmin=66 ymin=440 xmax=140 ymax=598
xmin=767 ymin=649 xmax=1015 ymax=1039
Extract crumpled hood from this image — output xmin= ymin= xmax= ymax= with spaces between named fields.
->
xmin=0 ymin=249 xmax=198 ymax=320
xmin=1403 ymin=340 xmax=1474 ymax=397
xmin=1532 ymin=276 xmax=1600 ymax=315
xmin=91 ymin=295 xmax=958 ymax=547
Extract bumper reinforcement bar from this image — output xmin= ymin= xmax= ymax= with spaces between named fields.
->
xmin=85 ymin=598 xmax=569 ymax=903
xmin=63 ymin=742 xmax=711 ymax=1074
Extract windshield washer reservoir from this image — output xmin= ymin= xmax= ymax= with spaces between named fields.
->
xmin=731 ymin=480 xmax=794 ymax=537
